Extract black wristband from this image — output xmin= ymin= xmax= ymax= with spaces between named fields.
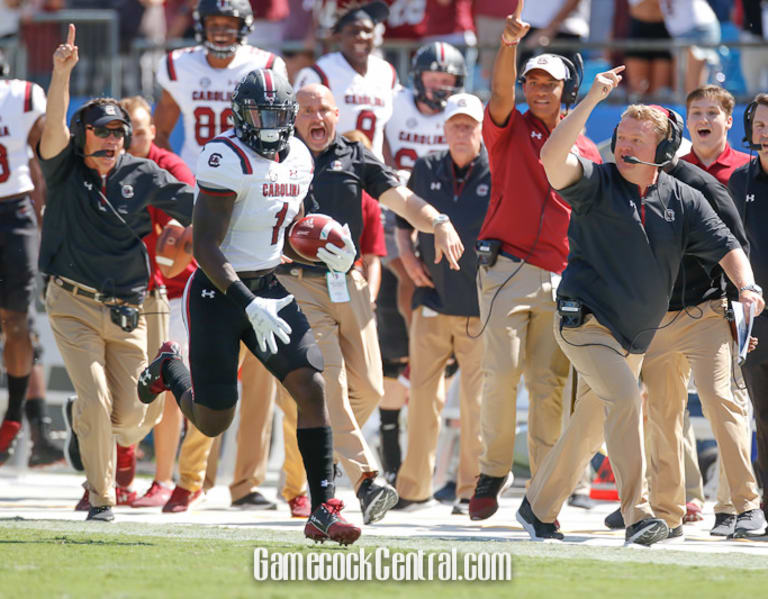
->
xmin=225 ymin=280 xmax=256 ymax=311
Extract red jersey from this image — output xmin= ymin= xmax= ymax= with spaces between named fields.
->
xmin=360 ymin=191 xmax=386 ymax=257
xmin=424 ymin=0 xmax=475 ymax=36
xmin=143 ymin=143 xmax=197 ymax=299
xmin=681 ymin=143 xmax=751 ymax=186
xmin=479 ymin=107 xmax=600 ymax=275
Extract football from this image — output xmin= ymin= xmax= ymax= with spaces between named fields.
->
xmin=287 ymin=214 xmax=346 ymax=261
xmin=156 ymin=220 xmax=194 ymax=279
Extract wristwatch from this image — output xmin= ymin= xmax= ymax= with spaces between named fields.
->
xmin=740 ymin=283 xmax=763 ymax=296
xmin=432 ymin=213 xmax=450 ymax=229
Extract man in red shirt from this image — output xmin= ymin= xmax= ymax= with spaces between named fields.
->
xmin=682 ymin=85 xmax=751 ymax=185
xmin=469 ymin=1 xmax=601 ymax=521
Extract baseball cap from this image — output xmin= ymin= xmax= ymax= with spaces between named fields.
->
xmin=444 ymin=93 xmax=484 ymax=123
xmin=83 ymin=102 xmax=130 ymax=128
xmin=521 ymin=54 xmax=568 ymax=81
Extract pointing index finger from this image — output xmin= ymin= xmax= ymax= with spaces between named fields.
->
xmin=611 ymin=65 xmax=626 ymax=75
xmin=513 ymin=0 xmax=524 ymax=19
xmin=66 ymin=23 xmax=76 ymax=46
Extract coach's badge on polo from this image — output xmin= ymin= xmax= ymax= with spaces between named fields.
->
xmin=326 ymin=272 xmax=350 ymax=303
xmin=121 ymin=184 xmax=134 ymax=199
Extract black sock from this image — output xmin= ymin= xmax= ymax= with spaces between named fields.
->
xmin=4 ymin=374 xmax=30 ymax=422
xmin=297 ymin=426 xmax=335 ymax=512
xmin=162 ymin=359 xmax=192 ymax=406
xmin=24 ymin=397 xmax=46 ymax=423
xmin=379 ymin=408 xmax=401 ymax=474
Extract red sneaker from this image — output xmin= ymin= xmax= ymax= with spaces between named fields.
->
xmin=162 ymin=485 xmax=202 ymax=513
xmin=0 ymin=419 xmax=22 ymax=465
xmin=75 ymin=488 xmax=90 ymax=511
xmin=304 ymin=498 xmax=361 ymax=546
xmin=469 ymin=473 xmax=509 ymax=521
xmin=288 ymin=494 xmax=311 ymax=518
xmin=684 ymin=502 xmax=704 ymax=523
xmin=116 ymin=485 xmax=137 ymax=506
xmin=116 ymin=444 xmax=136 ymax=488
xmin=132 ymin=481 xmax=173 ymax=508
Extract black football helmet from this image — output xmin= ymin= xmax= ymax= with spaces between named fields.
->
xmin=231 ymin=69 xmax=297 ymax=158
xmin=194 ymin=0 xmax=254 ymax=59
xmin=411 ymin=42 xmax=466 ymax=111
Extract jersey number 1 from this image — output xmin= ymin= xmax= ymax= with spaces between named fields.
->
xmin=272 ymin=202 xmax=289 ymax=245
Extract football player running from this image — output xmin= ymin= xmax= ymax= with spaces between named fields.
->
xmin=154 ymin=0 xmax=288 ymax=172
xmin=138 ymin=69 xmax=361 ymax=545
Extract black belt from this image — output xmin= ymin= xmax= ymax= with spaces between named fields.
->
xmin=500 ymin=250 xmax=522 ymax=263
xmin=51 ymin=277 xmax=130 ymax=305
xmin=239 ymin=273 xmax=273 ymax=292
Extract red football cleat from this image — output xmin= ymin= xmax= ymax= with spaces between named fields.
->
xmin=116 ymin=485 xmax=137 ymax=506
xmin=162 ymin=485 xmax=202 ymax=513
xmin=288 ymin=494 xmax=311 ymax=518
xmin=137 ymin=341 xmax=182 ymax=404
xmin=683 ymin=501 xmax=704 ymax=523
xmin=75 ymin=488 xmax=90 ymax=512
xmin=0 ymin=419 xmax=22 ymax=465
xmin=304 ymin=498 xmax=361 ymax=546
xmin=132 ymin=481 xmax=173 ymax=508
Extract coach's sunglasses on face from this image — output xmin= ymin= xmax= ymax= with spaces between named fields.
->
xmin=86 ymin=125 xmax=127 ymax=139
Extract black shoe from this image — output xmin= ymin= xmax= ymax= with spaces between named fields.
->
xmin=710 ymin=513 xmax=737 ymax=537
xmin=730 ymin=508 xmax=767 ymax=538
xmin=434 ymin=480 xmax=457 ymax=504
xmin=452 ymin=498 xmax=470 ymax=515
xmin=231 ymin=491 xmax=278 ymax=510
xmin=27 ymin=416 xmax=65 ymax=467
xmin=568 ymin=493 xmax=595 ymax=510
xmin=624 ymin=518 xmax=668 ymax=546
xmin=86 ymin=505 xmax=115 ymax=522
xmin=516 ymin=496 xmax=564 ymax=541
xmin=137 ymin=341 xmax=182 ymax=404
xmin=604 ymin=508 xmax=625 ymax=529
xmin=662 ymin=525 xmax=684 ymax=544
xmin=357 ymin=477 xmax=398 ymax=525
xmin=63 ymin=398 xmax=84 ymax=472
xmin=392 ymin=496 xmax=434 ymax=511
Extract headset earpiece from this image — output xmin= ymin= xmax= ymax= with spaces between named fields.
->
xmin=611 ymin=107 xmax=682 ymax=165
xmin=743 ymin=101 xmax=758 ymax=146
xmin=69 ymin=100 xmax=133 ymax=152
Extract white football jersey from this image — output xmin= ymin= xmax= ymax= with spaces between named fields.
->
xmin=195 ymin=132 xmax=313 ymax=271
xmin=385 ymin=87 xmax=448 ymax=183
xmin=0 ymin=79 xmax=46 ymax=197
xmin=294 ymin=52 xmax=398 ymax=159
xmin=157 ymin=45 xmax=288 ymax=172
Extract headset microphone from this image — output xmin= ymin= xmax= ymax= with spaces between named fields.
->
xmin=84 ymin=149 xmax=112 ymax=158
xmin=745 ymin=142 xmax=764 ymax=151
xmin=621 ymin=155 xmax=668 ymax=167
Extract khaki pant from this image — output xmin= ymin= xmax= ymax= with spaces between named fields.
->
xmin=278 ymin=269 xmax=383 ymax=490
xmin=396 ymin=310 xmax=484 ymax=501
xmin=177 ymin=348 xmax=305 ymax=500
xmin=477 ymin=257 xmax=570 ymax=478
xmin=46 ymin=282 xmax=159 ymax=507
xmin=528 ymin=314 xmax=653 ymax=527
xmin=643 ymin=301 xmax=760 ymax=528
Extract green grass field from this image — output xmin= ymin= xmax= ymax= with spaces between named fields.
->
xmin=2 ymin=520 xmax=768 ymax=598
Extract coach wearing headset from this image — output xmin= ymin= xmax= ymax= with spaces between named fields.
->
xmin=37 ymin=25 xmax=193 ymax=522
xmin=469 ymin=0 xmax=601 ymax=521
xmin=516 ymin=65 xmax=763 ymax=547
xmin=730 ymin=93 xmax=768 ymax=531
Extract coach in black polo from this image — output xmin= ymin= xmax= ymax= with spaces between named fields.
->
xmin=392 ymin=93 xmax=490 ymax=512
xmin=729 ymin=93 xmax=768 ymax=524
xmin=515 ymin=65 xmax=763 ymax=547
xmin=37 ymin=25 xmax=193 ymax=521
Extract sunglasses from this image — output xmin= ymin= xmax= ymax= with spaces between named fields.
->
xmin=87 ymin=125 xmax=127 ymax=139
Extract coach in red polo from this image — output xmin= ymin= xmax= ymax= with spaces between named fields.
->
xmin=468 ymin=0 xmax=601 ymax=521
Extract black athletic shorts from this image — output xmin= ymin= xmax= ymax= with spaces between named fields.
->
xmin=186 ymin=268 xmax=324 ymax=411
xmin=625 ymin=18 xmax=672 ymax=61
xmin=0 ymin=195 xmax=39 ymax=313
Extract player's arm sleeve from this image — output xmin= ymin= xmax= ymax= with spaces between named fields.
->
xmin=194 ymin=143 xmax=244 ymax=199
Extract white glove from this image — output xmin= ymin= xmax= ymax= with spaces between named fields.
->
xmin=316 ymin=224 xmax=356 ymax=273
xmin=245 ymin=295 xmax=294 ymax=354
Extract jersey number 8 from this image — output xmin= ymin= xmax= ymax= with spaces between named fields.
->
xmin=194 ymin=107 xmax=234 ymax=146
